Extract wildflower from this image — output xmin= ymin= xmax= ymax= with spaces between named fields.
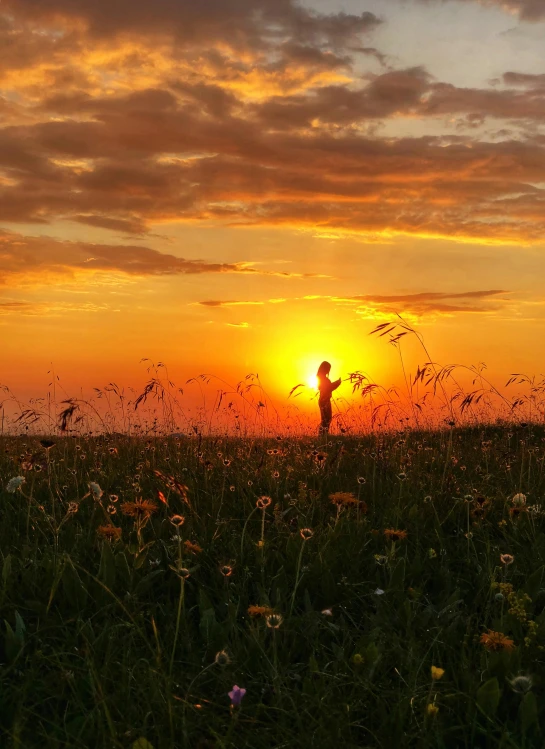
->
xmin=214 ymin=650 xmax=231 ymax=666
xmin=509 ymin=506 xmax=527 ymax=519
xmin=374 ymin=554 xmax=388 ymax=565
xmin=220 ymin=565 xmax=233 ymax=577
xmin=229 ymin=485 xmax=235 ymax=492
xmin=500 ymin=553 xmax=514 ymax=565
xmin=120 ymin=498 xmax=158 ymax=519
xmin=512 ymin=492 xmax=526 ymax=506
xmin=97 ymin=525 xmax=122 ymax=541
xmin=428 ymin=548 xmax=437 ymax=559
xmin=256 ymin=496 xmax=272 ymax=509
xmin=357 ymin=477 xmax=366 ymax=484
xmin=352 ymin=653 xmax=364 ymax=665
xmin=184 ymin=540 xmax=202 ymax=554
xmin=256 ymin=539 xmax=264 ymax=548
xmin=107 ymin=504 xmax=117 ymax=515
xmin=509 ymin=675 xmax=533 ymax=694
xmin=223 ymin=459 xmax=231 ymax=467
xmin=273 ymin=471 xmax=280 ymax=478
xmin=6 ymin=476 xmax=25 ymax=493
xmin=157 ymin=491 xmax=168 ymax=505
xmin=374 ymin=588 xmax=385 ymax=596
xmin=397 ymin=472 xmax=407 ymax=481
xmin=89 ymin=482 xmax=103 ymax=501
xmin=108 ymin=446 xmax=117 ymax=454
xmin=265 ymin=613 xmax=284 ymax=629
xmin=424 ymin=495 xmax=432 ymax=503
xmin=109 ymin=494 xmax=119 ymax=503
xmin=329 ymin=492 xmax=360 ymax=507
xmin=67 ymin=502 xmax=78 ymax=514
xmin=321 ymin=608 xmax=333 ymax=616
xmin=480 ymin=630 xmax=515 ymax=652
xmin=431 ymin=666 xmax=445 ymax=681
xmin=247 ymin=605 xmax=275 ymax=617
xmin=315 ymin=453 xmax=326 ymax=463
xmin=170 ymin=514 xmax=185 ymax=527
xmin=300 ymin=528 xmax=314 ymax=541
xmin=384 ymin=528 xmax=408 ymax=542
xmin=427 ymin=703 xmax=439 ymax=717
xmin=228 ymin=685 xmax=246 ymax=707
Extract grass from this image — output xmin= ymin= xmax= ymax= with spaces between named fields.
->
xmin=1 ymin=425 xmax=545 ymax=748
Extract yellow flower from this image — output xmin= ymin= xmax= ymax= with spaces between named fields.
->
xmin=427 ymin=703 xmax=439 ymax=717
xmin=431 ymin=666 xmax=445 ymax=681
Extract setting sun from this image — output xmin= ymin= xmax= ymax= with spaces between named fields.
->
xmin=307 ymin=373 xmax=318 ymax=390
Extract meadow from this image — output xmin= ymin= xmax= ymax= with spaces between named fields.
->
xmin=1 ymin=425 xmax=545 ymax=748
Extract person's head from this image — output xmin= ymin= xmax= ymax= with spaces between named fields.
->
xmin=317 ymin=361 xmax=331 ymax=379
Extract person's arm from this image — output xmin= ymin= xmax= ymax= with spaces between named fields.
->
xmin=332 ymin=378 xmax=341 ymax=391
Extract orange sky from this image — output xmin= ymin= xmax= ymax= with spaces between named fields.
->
xmin=2 ymin=0 xmax=545 ymax=429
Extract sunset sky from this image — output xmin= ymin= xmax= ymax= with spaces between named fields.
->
xmin=2 ymin=0 xmax=545 ymax=419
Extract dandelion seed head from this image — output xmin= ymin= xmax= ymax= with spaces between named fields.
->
xmin=6 ymin=476 xmax=25 ymax=493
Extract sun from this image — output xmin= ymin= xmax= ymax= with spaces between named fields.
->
xmin=307 ymin=373 xmax=318 ymax=389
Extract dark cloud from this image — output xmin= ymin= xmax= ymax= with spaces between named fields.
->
xmin=347 ymin=289 xmax=511 ymax=316
xmin=4 ymin=0 xmax=381 ymax=50
xmin=0 ymin=229 xmax=298 ymax=284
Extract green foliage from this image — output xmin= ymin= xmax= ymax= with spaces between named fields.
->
xmin=0 ymin=427 xmax=544 ymax=747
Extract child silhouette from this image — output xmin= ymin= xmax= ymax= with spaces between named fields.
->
xmin=316 ymin=361 xmax=341 ymax=434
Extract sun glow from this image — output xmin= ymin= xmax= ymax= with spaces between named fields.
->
xmin=307 ymin=373 xmax=318 ymax=390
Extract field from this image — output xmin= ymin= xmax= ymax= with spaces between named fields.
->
xmin=1 ymin=426 xmax=545 ymax=749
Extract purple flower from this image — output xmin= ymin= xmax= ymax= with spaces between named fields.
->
xmin=228 ymin=685 xmax=246 ymax=707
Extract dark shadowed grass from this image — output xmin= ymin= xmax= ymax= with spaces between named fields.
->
xmin=0 ymin=426 xmax=545 ymax=748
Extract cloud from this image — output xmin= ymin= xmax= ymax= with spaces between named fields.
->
xmin=0 ymin=229 xmax=309 ymax=287
xmin=3 ymin=1 xmax=545 ymax=249
xmin=0 ymin=299 xmax=110 ymax=315
xmin=195 ymin=290 xmax=513 ymax=319
xmin=198 ymin=300 xmax=265 ymax=307
xmin=4 ymin=0 xmax=381 ymax=49
xmin=345 ymin=289 xmax=511 ymax=317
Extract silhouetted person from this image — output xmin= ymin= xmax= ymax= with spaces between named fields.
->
xmin=317 ymin=361 xmax=341 ymax=434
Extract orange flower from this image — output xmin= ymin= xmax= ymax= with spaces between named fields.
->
xmin=480 ymin=630 xmax=515 ymax=652
xmin=121 ymin=498 xmax=158 ymax=518
xmin=330 ymin=492 xmax=359 ymax=507
xmin=247 ymin=605 xmax=276 ymax=617
xmin=184 ymin=540 xmax=203 ymax=554
xmin=384 ymin=528 xmax=408 ymax=542
xmin=509 ymin=506 xmax=527 ymax=519
xmin=97 ymin=525 xmax=122 ymax=541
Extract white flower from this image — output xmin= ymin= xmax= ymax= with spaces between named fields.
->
xmin=6 ymin=476 xmax=25 ymax=493
xmin=89 ymin=482 xmax=103 ymax=501
xmin=321 ymin=608 xmax=333 ymax=616
xmin=374 ymin=588 xmax=385 ymax=596
xmin=512 ymin=492 xmax=526 ymax=506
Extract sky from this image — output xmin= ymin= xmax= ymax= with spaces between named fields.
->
xmin=2 ymin=0 xmax=545 ymax=426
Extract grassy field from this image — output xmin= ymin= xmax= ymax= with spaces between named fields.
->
xmin=1 ymin=426 xmax=545 ymax=748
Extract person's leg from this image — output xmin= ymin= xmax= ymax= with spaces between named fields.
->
xmin=324 ymin=402 xmax=332 ymax=432
xmin=319 ymin=402 xmax=329 ymax=434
